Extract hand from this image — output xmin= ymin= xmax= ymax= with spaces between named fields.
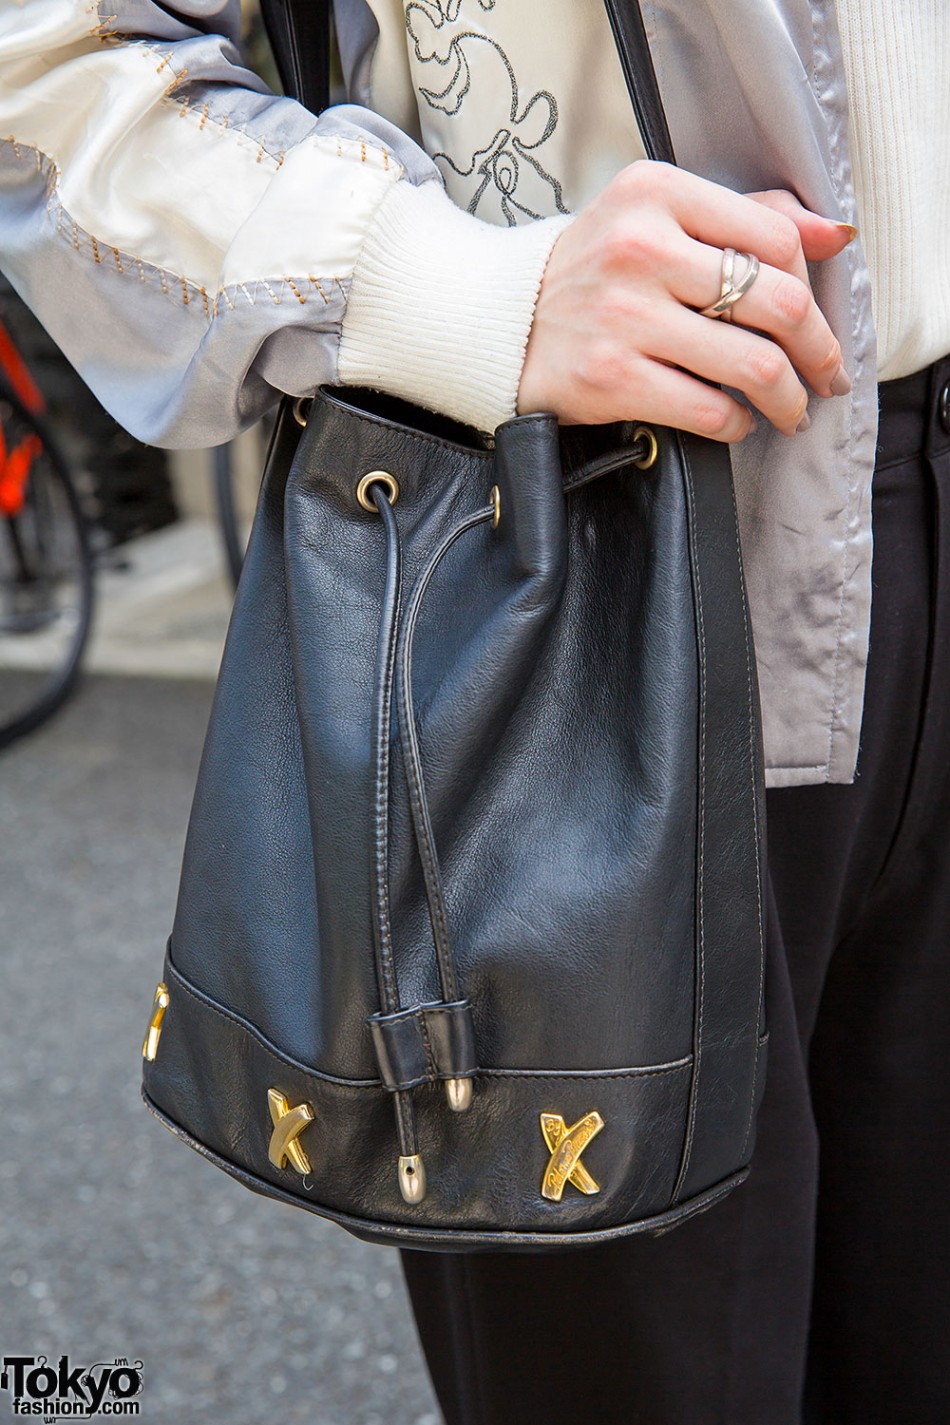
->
xmin=517 ymin=160 xmax=856 ymax=442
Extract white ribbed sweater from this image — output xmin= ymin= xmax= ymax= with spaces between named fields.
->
xmin=835 ymin=0 xmax=950 ymax=378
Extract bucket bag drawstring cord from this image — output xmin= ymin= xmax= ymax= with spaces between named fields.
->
xmin=365 ymin=477 xmax=493 ymax=1202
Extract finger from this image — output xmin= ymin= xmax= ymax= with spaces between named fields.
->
xmin=643 ymin=164 xmax=830 ymax=287
xmin=620 ymin=357 xmax=756 ymax=443
xmin=647 ymin=303 xmax=811 ymax=436
xmin=745 ymin=188 xmax=857 ymax=265
xmin=669 ymin=235 xmax=844 ymax=398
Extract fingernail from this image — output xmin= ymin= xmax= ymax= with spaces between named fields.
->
xmin=830 ymin=221 xmax=858 ymax=244
xmin=830 ymin=365 xmax=852 ymax=396
xmin=795 ymin=412 xmax=811 ymax=434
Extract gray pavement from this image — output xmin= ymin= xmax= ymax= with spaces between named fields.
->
xmin=0 ymin=673 xmax=442 ymax=1425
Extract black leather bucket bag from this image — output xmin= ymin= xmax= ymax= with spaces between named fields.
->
xmin=141 ymin=0 xmax=768 ymax=1252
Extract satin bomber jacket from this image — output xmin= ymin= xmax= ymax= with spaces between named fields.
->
xmin=0 ymin=0 xmax=877 ymax=788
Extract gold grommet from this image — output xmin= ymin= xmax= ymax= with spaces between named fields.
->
xmin=489 ymin=484 xmax=501 ymax=529
xmin=356 ymin=470 xmax=400 ymax=512
xmin=631 ymin=425 xmax=658 ymax=470
xmin=292 ymin=396 xmax=311 ymax=428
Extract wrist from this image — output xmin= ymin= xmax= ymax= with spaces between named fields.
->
xmin=339 ymin=180 xmax=573 ymax=433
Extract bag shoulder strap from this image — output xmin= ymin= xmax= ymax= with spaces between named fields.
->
xmin=260 ymin=0 xmax=332 ymax=112
xmin=267 ymin=0 xmax=671 ymax=164
xmin=604 ymin=4 xmax=768 ymax=1202
xmin=602 ymin=1 xmax=675 ymax=164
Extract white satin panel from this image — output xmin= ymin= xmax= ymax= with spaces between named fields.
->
xmin=0 ymin=19 xmax=401 ymax=294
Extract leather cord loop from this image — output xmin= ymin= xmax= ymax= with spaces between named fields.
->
xmin=367 ymin=483 xmax=493 ymax=1129
xmin=368 ymin=484 xmax=418 ymax=1157
xmin=396 ymin=505 xmax=494 ymax=1004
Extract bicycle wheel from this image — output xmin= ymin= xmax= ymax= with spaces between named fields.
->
xmin=0 ymin=377 xmax=95 ymax=750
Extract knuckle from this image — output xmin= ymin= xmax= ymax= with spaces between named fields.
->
xmin=613 ymin=161 xmax=649 ymax=202
xmin=620 ymin=158 xmax=648 ymax=186
xmin=763 ymin=189 xmax=800 ymax=221
xmin=747 ymin=343 xmax=787 ymax=390
xmin=612 ymin=288 xmax=653 ymax=328
xmin=620 ymin=158 xmax=675 ymax=202
xmin=647 ymin=160 xmax=677 ymax=191
xmin=602 ymin=221 xmax=660 ymax=272
xmin=692 ymin=399 xmax=735 ymax=438
xmin=773 ymin=275 xmax=811 ymax=328
xmin=817 ymin=335 xmax=843 ymax=376
xmin=769 ymin=216 xmax=802 ymax=268
xmin=577 ymin=340 xmax=630 ymax=394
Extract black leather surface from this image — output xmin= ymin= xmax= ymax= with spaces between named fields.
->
xmin=260 ymin=0 xmax=331 ymax=113
xmin=602 ymin=0 xmax=677 ymax=166
xmin=144 ymin=377 xmax=767 ymax=1247
xmin=143 ymin=944 xmax=766 ymax=1250
xmin=368 ymin=1000 xmax=477 ymax=1093
xmin=600 ymin=0 xmax=768 ymax=1200
xmin=142 ymin=0 xmax=768 ymax=1249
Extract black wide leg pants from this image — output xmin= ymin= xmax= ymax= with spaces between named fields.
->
xmin=400 ymin=357 xmax=950 ymax=1425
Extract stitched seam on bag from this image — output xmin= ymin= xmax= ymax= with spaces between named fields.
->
xmin=143 ymin=1086 xmax=746 ymax=1244
xmin=376 ymin=1058 xmax=700 ymax=1086
xmin=399 ymin=663 xmax=452 ymax=969
xmin=417 ymin=1007 xmax=438 ymax=1080
xmin=401 ymin=738 xmax=455 ymax=994
xmin=736 ymin=472 xmax=766 ymax=1163
xmin=164 ymin=954 xmax=382 ymax=1086
xmin=672 ymin=435 xmax=706 ymax=1199
xmin=164 ymin=950 xmax=694 ymax=1083
xmin=383 ymin=1073 xmax=432 ymax=1091
xmin=372 ymin=507 xmax=402 ymax=1018
xmin=482 ymin=1062 xmax=690 ymax=1079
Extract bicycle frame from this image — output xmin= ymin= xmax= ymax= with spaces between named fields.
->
xmin=0 ymin=315 xmax=46 ymax=517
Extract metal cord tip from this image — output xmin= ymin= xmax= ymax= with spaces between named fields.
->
xmin=398 ymin=1154 xmax=426 ymax=1204
xmin=445 ymin=1077 xmax=473 ymax=1112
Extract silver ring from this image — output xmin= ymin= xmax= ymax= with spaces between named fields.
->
xmin=700 ymin=248 xmax=760 ymax=322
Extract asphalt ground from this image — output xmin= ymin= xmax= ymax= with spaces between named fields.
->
xmin=0 ymin=673 xmax=442 ymax=1425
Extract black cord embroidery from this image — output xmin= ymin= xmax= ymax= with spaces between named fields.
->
xmin=405 ymin=0 xmax=569 ymax=226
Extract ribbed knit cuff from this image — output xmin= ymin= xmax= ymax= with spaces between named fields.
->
xmin=338 ymin=179 xmax=573 ymax=434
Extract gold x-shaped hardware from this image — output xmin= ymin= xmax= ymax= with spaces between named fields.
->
xmin=267 ymin=1088 xmax=315 ymax=1176
xmin=142 ymin=982 xmax=170 ymax=1062
xmin=540 ymin=1110 xmax=605 ymax=1201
